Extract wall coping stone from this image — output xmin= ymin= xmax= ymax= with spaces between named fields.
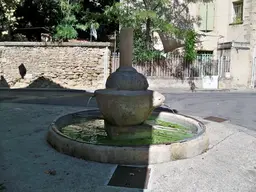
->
xmin=0 ymin=41 xmax=112 ymax=47
xmin=217 ymin=41 xmax=250 ymax=50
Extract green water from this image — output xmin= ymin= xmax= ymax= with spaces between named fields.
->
xmin=60 ymin=116 xmax=194 ymax=146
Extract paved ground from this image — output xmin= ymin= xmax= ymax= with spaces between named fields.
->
xmin=163 ymin=92 xmax=256 ymax=132
xmin=6 ymin=91 xmax=256 ymax=131
xmin=0 ymin=91 xmax=256 ymax=192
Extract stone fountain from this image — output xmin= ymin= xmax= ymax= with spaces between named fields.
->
xmin=95 ymin=28 xmax=165 ymax=140
xmin=46 ymin=28 xmax=209 ymax=165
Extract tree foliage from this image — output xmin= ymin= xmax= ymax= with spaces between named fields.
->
xmin=9 ymin=0 xmax=117 ymax=41
xmin=79 ymin=0 xmax=118 ymax=41
xmin=0 ymin=0 xmax=211 ymax=63
xmin=53 ymin=0 xmax=83 ymax=41
xmin=14 ymin=0 xmax=61 ymax=41
xmin=53 ymin=0 xmax=118 ymax=41
xmin=104 ymin=0 xmax=212 ymax=62
xmin=0 ymin=0 xmax=20 ymax=39
xmin=184 ymin=30 xmax=197 ymax=62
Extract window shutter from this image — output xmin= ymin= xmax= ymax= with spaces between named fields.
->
xmin=198 ymin=2 xmax=215 ymax=32
xmin=199 ymin=3 xmax=207 ymax=31
xmin=207 ymin=2 xmax=215 ymax=31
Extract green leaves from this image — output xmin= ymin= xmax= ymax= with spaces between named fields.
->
xmin=53 ymin=0 xmax=102 ymax=41
xmin=54 ymin=0 xmax=88 ymax=41
xmin=62 ymin=15 xmax=77 ymax=24
xmin=75 ymin=22 xmax=99 ymax=32
xmin=184 ymin=30 xmax=197 ymax=62
xmin=104 ymin=1 xmax=161 ymax=29
xmin=133 ymin=29 xmax=162 ymax=62
xmin=134 ymin=10 xmax=157 ymax=21
xmin=53 ymin=24 xmax=78 ymax=40
xmin=53 ymin=0 xmax=79 ymax=41
xmin=104 ymin=0 xmax=205 ymax=63
xmin=75 ymin=24 xmax=88 ymax=31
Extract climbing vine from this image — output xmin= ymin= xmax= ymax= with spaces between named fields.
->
xmin=184 ymin=30 xmax=197 ymax=63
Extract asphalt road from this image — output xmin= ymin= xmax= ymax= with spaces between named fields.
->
xmin=3 ymin=91 xmax=256 ymax=132
xmin=163 ymin=92 xmax=256 ymax=132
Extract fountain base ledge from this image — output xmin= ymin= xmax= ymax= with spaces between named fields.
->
xmin=105 ymin=121 xmax=154 ymax=140
xmin=46 ymin=109 xmax=209 ymax=165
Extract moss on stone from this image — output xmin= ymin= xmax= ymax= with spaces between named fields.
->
xmin=60 ymin=116 xmax=194 ymax=146
xmin=0 ymin=183 xmax=6 ymax=191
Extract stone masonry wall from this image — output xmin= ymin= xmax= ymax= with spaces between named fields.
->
xmin=0 ymin=42 xmax=112 ymax=90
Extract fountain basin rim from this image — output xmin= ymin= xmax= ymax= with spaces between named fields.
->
xmin=46 ymin=109 xmax=209 ymax=165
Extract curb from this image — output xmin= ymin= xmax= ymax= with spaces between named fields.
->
xmin=153 ymin=88 xmax=256 ymax=93
xmin=196 ymin=89 xmax=232 ymax=92
xmin=0 ymin=87 xmax=94 ymax=93
xmin=153 ymin=88 xmax=233 ymax=93
xmin=0 ymin=88 xmax=95 ymax=97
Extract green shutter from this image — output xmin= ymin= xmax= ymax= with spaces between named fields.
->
xmin=207 ymin=2 xmax=215 ymax=31
xmin=198 ymin=2 xmax=215 ymax=31
xmin=199 ymin=3 xmax=207 ymax=31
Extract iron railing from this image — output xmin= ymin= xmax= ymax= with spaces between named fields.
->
xmin=111 ymin=52 xmax=220 ymax=78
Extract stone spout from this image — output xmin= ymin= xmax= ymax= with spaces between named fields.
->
xmin=152 ymin=91 xmax=165 ymax=108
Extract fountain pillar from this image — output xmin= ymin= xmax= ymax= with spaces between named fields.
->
xmin=94 ymin=27 xmax=165 ymax=140
xmin=119 ymin=28 xmax=133 ymax=67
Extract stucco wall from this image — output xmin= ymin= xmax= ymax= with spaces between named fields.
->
xmin=226 ymin=0 xmax=250 ymax=42
xmin=219 ymin=46 xmax=251 ymax=89
xmin=230 ymin=47 xmax=251 ymax=87
xmin=0 ymin=42 xmax=111 ymax=90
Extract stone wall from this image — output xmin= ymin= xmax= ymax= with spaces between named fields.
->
xmin=248 ymin=0 xmax=256 ymax=87
xmin=0 ymin=42 xmax=112 ymax=90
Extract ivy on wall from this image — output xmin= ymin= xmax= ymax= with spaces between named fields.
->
xmin=184 ymin=30 xmax=197 ymax=63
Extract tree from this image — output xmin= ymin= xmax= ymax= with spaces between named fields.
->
xmin=0 ymin=0 xmax=20 ymax=39
xmin=14 ymin=0 xmax=62 ymax=41
xmin=78 ymin=0 xmax=118 ymax=41
xmin=53 ymin=0 xmax=112 ymax=41
xmin=104 ymin=0 xmax=212 ymax=62
xmin=14 ymin=0 xmax=98 ymax=41
xmin=53 ymin=0 xmax=83 ymax=41
xmin=2 ymin=0 xmax=118 ymax=41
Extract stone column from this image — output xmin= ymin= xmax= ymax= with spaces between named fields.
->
xmin=119 ymin=28 xmax=133 ymax=67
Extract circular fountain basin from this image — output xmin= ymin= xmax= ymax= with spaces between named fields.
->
xmin=47 ymin=109 xmax=209 ymax=165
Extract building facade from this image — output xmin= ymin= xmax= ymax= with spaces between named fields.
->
xmin=189 ymin=0 xmax=256 ymax=88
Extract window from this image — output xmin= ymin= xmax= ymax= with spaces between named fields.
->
xmin=232 ymin=1 xmax=243 ymax=23
xmin=197 ymin=51 xmax=213 ymax=63
xmin=196 ymin=51 xmax=216 ymax=76
xmin=198 ymin=2 xmax=215 ymax=32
